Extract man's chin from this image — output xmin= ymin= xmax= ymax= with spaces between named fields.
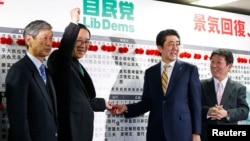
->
xmin=77 ymin=54 xmax=84 ymax=59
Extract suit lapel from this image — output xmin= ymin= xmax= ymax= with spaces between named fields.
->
xmin=34 ymin=73 xmax=55 ymax=115
xmin=25 ymin=56 xmax=56 ymax=116
xmin=166 ymin=60 xmax=184 ymax=95
xmin=71 ymin=60 xmax=90 ymax=100
xmin=46 ymin=69 xmax=58 ymax=117
xmin=220 ymin=79 xmax=234 ymax=105
xmin=152 ymin=63 xmax=164 ymax=95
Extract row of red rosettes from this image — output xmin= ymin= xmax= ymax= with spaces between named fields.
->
xmin=118 ymin=47 xmax=129 ymax=53
xmin=0 ymin=37 xmax=153 ymax=55
xmin=179 ymin=52 xmax=210 ymax=60
xmin=16 ymin=38 xmax=25 ymax=46
xmin=237 ymin=57 xmax=249 ymax=63
xmin=1 ymin=37 xmax=250 ymax=63
xmin=180 ymin=52 xmax=250 ymax=63
xmin=88 ymin=45 xmax=98 ymax=51
xmin=0 ymin=37 xmax=13 ymax=45
xmin=100 ymin=45 xmax=159 ymax=55
xmin=134 ymin=48 xmax=144 ymax=54
xmin=101 ymin=45 xmax=116 ymax=52
xmin=0 ymin=36 xmax=61 ymax=47
xmin=145 ymin=49 xmax=160 ymax=56
xmin=52 ymin=41 xmax=60 ymax=48
xmin=100 ymin=45 xmax=160 ymax=55
xmin=1 ymin=37 xmax=26 ymax=46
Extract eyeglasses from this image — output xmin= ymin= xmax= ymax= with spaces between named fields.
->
xmin=75 ymin=40 xmax=90 ymax=46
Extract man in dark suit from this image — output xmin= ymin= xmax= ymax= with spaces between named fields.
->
xmin=111 ymin=29 xmax=202 ymax=141
xmin=0 ymin=92 xmax=2 ymax=109
xmin=201 ymin=48 xmax=249 ymax=141
xmin=47 ymin=8 xmax=112 ymax=141
xmin=5 ymin=20 xmax=58 ymax=141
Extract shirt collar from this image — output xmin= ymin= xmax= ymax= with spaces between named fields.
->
xmin=161 ymin=60 xmax=176 ymax=69
xmin=27 ymin=52 xmax=44 ymax=70
xmin=213 ymin=77 xmax=228 ymax=88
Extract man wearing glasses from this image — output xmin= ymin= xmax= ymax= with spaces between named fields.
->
xmin=47 ymin=7 xmax=112 ymax=141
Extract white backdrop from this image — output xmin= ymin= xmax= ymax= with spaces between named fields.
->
xmin=0 ymin=0 xmax=250 ymax=141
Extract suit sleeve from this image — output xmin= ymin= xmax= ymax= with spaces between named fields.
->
xmin=189 ymin=65 xmax=202 ymax=134
xmin=6 ymin=66 xmax=32 ymax=141
xmin=48 ymin=23 xmax=80 ymax=72
xmin=0 ymin=91 xmax=2 ymax=108
xmin=227 ymin=84 xmax=249 ymax=122
xmin=124 ymin=69 xmax=151 ymax=118
xmin=201 ymin=80 xmax=210 ymax=120
xmin=90 ymin=98 xmax=106 ymax=111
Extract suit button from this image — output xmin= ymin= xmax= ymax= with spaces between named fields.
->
xmin=55 ymin=133 xmax=58 ymax=137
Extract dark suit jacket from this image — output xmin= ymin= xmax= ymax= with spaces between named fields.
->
xmin=124 ymin=60 xmax=202 ymax=141
xmin=201 ymin=78 xmax=249 ymax=141
xmin=0 ymin=91 xmax=2 ymax=106
xmin=5 ymin=55 xmax=58 ymax=141
xmin=47 ymin=23 xmax=106 ymax=141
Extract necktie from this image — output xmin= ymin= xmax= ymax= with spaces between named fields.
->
xmin=79 ymin=64 xmax=84 ymax=76
xmin=162 ymin=64 xmax=169 ymax=94
xmin=39 ymin=64 xmax=46 ymax=83
xmin=216 ymin=82 xmax=223 ymax=105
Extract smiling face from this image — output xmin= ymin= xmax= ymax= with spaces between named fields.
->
xmin=158 ymin=35 xmax=180 ymax=64
xmin=210 ymin=54 xmax=232 ymax=81
xmin=73 ymin=28 xmax=90 ymax=59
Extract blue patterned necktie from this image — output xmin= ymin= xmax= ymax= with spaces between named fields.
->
xmin=39 ymin=64 xmax=46 ymax=83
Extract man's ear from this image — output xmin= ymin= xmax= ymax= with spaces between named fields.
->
xmin=157 ymin=45 xmax=163 ymax=51
xmin=227 ymin=63 xmax=233 ymax=71
xmin=25 ymin=35 xmax=32 ymax=46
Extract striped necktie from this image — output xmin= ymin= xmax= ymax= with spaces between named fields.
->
xmin=162 ymin=64 xmax=169 ymax=95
